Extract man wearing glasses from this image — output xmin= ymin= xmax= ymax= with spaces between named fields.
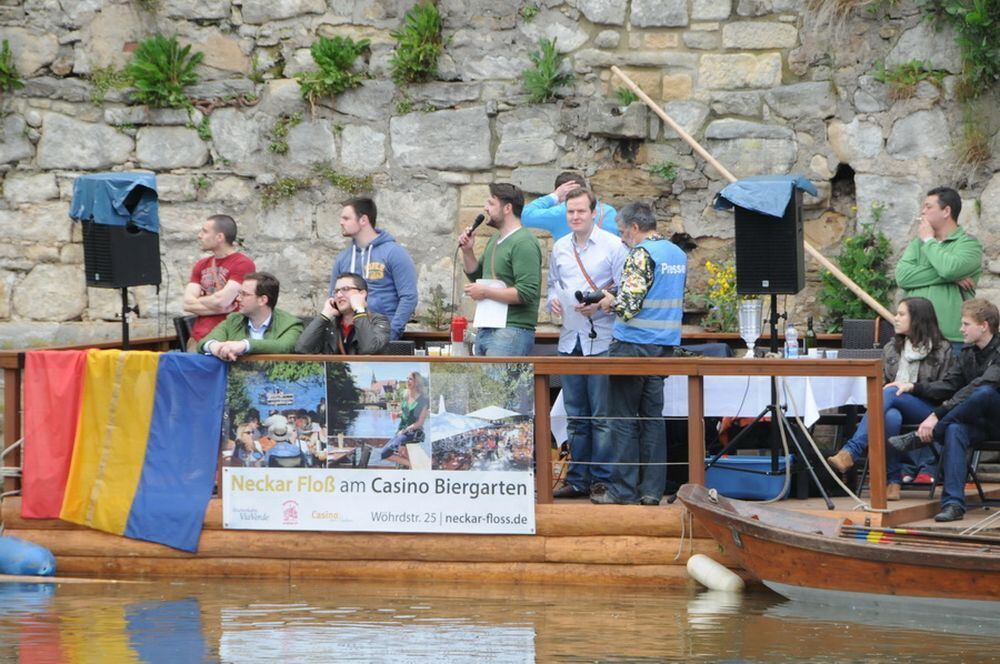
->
xmin=295 ymin=272 xmax=391 ymax=355
xmin=198 ymin=272 xmax=303 ymax=360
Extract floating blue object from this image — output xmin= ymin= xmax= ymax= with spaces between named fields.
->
xmin=0 ymin=535 xmax=57 ymax=576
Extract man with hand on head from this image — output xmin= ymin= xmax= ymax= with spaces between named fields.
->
xmin=328 ymin=197 xmax=417 ymax=341
xmin=459 ymin=183 xmax=542 ymax=357
xmin=183 ymin=214 xmax=255 ymax=352
xmin=296 ymin=272 xmax=390 ymax=355
xmin=522 ymin=171 xmax=619 ymax=240
xmin=895 ymin=187 xmax=982 ymax=344
xmin=548 ymin=187 xmax=627 ymax=499
xmin=198 ymin=272 xmax=303 ymax=360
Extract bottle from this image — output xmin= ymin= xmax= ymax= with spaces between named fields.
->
xmin=785 ymin=322 xmax=799 ymax=358
xmin=805 ymin=316 xmax=816 ymax=353
xmin=450 ymin=315 xmax=469 ymax=356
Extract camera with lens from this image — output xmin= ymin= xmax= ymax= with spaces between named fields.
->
xmin=574 ymin=289 xmax=605 ymax=305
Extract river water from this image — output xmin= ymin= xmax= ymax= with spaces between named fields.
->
xmin=1 ymin=578 xmax=997 ymax=663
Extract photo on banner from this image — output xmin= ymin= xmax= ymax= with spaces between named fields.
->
xmin=428 ymin=362 xmax=533 ymax=472
xmin=223 ymin=361 xmax=328 ymax=468
xmin=326 ymin=361 xmax=431 ymax=470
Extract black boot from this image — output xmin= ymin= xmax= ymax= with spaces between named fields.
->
xmin=934 ymin=504 xmax=965 ymax=522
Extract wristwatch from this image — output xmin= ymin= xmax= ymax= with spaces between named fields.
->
xmin=354 ymin=307 xmax=367 ymax=315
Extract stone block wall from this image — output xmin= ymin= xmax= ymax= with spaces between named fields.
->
xmin=0 ymin=0 xmax=997 ymax=347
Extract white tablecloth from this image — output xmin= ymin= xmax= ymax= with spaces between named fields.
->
xmin=550 ymin=375 xmax=868 ymax=443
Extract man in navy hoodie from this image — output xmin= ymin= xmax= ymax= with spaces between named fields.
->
xmin=327 ymin=197 xmax=418 ymax=340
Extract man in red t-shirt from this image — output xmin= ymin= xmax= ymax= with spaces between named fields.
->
xmin=183 ymin=214 xmax=255 ymax=350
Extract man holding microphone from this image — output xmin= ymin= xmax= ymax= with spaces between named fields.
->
xmin=459 ymin=183 xmax=542 ymax=356
xmin=548 ymin=187 xmax=627 ymax=498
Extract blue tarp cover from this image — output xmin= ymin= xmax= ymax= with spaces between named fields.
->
xmin=69 ymin=172 xmax=160 ymax=233
xmin=713 ymin=175 xmax=818 ymax=219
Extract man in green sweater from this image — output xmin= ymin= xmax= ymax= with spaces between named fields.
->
xmin=895 ymin=187 xmax=982 ymax=343
xmin=459 ymin=183 xmax=542 ymax=356
xmin=198 ymin=271 xmax=304 ymax=360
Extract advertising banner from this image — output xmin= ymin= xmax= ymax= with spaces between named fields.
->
xmin=223 ymin=468 xmax=534 ymax=533
xmin=221 ymin=360 xmax=535 ymax=534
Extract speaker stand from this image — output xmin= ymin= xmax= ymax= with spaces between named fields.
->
xmin=704 ymin=294 xmax=835 ymax=509
xmin=119 ymin=288 xmax=133 ymax=350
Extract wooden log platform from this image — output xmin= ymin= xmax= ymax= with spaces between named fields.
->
xmin=6 ymin=488 xmax=994 ymax=585
xmin=2 ymin=497 xmax=737 ymax=586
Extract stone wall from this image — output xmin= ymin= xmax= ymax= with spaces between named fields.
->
xmin=0 ymin=0 xmax=998 ymax=348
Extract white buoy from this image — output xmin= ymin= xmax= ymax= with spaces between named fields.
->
xmin=686 ymin=553 xmax=744 ymax=592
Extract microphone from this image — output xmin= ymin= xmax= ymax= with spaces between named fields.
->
xmin=460 ymin=213 xmax=486 ymax=245
xmin=469 ymin=213 xmax=486 ymax=234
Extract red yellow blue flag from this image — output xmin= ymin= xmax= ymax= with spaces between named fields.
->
xmin=58 ymin=350 xmax=227 ymax=552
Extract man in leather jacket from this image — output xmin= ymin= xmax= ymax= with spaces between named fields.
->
xmin=295 ymin=273 xmax=390 ymax=355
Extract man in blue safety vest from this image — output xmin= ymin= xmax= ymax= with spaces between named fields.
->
xmin=595 ymin=202 xmax=687 ymax=505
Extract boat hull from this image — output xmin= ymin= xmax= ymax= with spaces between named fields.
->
xmin=678 ymin=484 xmax=1000 ymax=606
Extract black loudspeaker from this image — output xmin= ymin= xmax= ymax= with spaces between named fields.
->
xmin=734 ymin=189 xmax=804 ymax=295
xmin=81 ymin=221 xmax=162 ymax=288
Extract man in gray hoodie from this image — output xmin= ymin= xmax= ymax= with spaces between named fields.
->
xmin=327 ymin=197 xmax=418 ymax=340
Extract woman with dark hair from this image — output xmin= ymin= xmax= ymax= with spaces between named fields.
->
xmin=380 ymin=372 xmax=430 ymax=464
xmin=827 ymin=297 xmax=954 ymax=500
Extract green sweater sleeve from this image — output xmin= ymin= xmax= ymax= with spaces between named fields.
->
xmin=196 ymin=314 xmax=240 ymax=353
xmin=464 ymin=238 xmax=490 ymax=282
xmin=923 ymin=235 xmax=982 ymax=282
xmin=509 ymin=235 xmax=541 ymax=305
xmin=895 ymin=239 xmax=941 ymax=289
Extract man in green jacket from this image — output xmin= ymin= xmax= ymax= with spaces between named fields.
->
xmin=895 ymin=187 xmax=982 ymax=343
xmin=198 ymin=271 xmax=304 ymax=360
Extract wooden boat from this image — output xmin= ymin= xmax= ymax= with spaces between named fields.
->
xmin=677 ymin=483 xmax=1000 ymax=612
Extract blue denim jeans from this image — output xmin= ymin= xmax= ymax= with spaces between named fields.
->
xmin=605 ymin=339 xmax=673 ymax=503
xmin=474 ymin=327 xmax=535 ymax=357
xmin=842 ymin=386 xmax=934 ymax=483
xmin=936 ymin=386 xmax=1000 ymax=511
xmin=561 ymin=343 xmax=611 ymax=492
xmin=381 ymin=428 xmax=422 ymax=460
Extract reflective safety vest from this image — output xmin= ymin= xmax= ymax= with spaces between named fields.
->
xmin=612 ymin=239 xmax=686 ymax=346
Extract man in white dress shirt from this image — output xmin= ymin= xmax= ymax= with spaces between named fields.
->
xmin=547 ymin=187 xmax=628 ymax=498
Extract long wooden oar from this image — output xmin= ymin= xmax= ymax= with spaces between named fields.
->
xmin=611 ymin=65 xmax=894 ymax=321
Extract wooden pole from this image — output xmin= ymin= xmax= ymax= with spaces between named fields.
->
xmin=609 ymin=65 xmax=895 ymax=322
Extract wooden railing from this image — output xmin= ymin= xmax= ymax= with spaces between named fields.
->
xmin=0 ymin=341 xmax=887 ymax=509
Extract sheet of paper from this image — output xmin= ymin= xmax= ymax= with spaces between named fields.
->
xmin=472 ymin=279 xmax=508 ymax=329
xmin=556 ymin=286 xmax=586 ymax=331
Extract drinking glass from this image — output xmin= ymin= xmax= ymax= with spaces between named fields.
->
xmin=738 ymin=299 xmax=762 ymax=358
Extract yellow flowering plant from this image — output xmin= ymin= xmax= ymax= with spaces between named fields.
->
xmin=694 ymin=259 xmax=738 ymax=332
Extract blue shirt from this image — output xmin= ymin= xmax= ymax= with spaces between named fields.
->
xmin=522 ymin=194 xmax=619 ymax=240
xmin=264 ymin=440 xmax=302 ymax=466
xmin=547 ymin=227 xmax=627 ymax=355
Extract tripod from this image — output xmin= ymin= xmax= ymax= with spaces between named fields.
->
xmin=704 ymin=293 xmax=835 ymax=509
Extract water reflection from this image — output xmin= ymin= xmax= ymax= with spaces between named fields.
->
xmin=0 ymin=579 xmax=996 ymax=663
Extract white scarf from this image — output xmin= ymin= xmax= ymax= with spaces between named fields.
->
xmin=894 ymin=338 xmax=929 ymax=383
